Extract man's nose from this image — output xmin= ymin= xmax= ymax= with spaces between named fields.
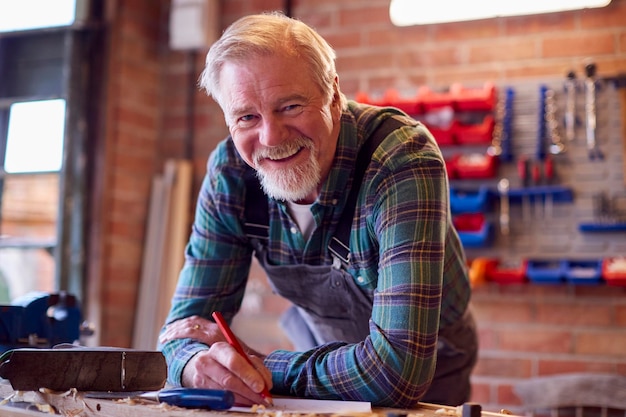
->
xmin=259 ymin=117 xmax=288 ymax=147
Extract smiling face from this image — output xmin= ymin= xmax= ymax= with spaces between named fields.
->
xmin=218 ymin=52 xmax=343 ymax=203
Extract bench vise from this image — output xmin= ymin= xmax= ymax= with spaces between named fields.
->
xmin=0 ymin=291 xmax=82 ymax=353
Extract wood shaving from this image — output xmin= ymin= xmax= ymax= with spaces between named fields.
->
xmin=0 ymin=391 xmax=16 ymax=405
xmin=32 ymin=402 xmax=57 ymax=414
xmin=63 ymin=408 xmax=84 ymax=417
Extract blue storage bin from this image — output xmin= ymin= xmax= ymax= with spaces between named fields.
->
xmin=564 ymin=259 xmax=602 ymax=285
xmin=527 ymin=259 xmax=566 ymax=284
xmin=458 ymin=221 xmax=492 ymax=248
xmin=450 ymin=186 xmax=489 ymax=214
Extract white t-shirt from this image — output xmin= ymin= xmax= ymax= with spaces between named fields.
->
xmin=287 ymin=201 xmax=315 ymax=240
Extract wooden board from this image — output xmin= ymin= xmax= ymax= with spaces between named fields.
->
xmin=0 ymin=382 xmax=521 ymax=417
xmin=133 ymin=159 xmax=193 ymax=351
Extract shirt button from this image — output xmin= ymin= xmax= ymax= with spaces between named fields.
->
xmin=332 ymin=199 xmax=338 ymax=205
xmin=290 ymin=227 xmax=298 ymax=234
xmin=357 ymin=276 xmax=365 ymax=283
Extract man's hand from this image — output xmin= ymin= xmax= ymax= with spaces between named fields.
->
xmin=159 ymin=315 xmax=273 ymax=406
xmin=159 ymin=315 xmax=223 ymax=346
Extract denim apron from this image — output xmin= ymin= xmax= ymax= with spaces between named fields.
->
xmin=242 ymin=115 xmax=476 ymax=405
xmin=250 ymin=238 xmax=478 ymax=406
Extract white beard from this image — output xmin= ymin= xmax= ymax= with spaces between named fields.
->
xmin=253 ymin=137 xmax=321 ymax=202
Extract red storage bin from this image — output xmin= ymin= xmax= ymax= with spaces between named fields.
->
xmin=453 ymin=213 xmax=485 ymax=232
xmin=381 ymin=89 xmax=422 ymax=116
xmin=451 ymin=82 xmax=497 ymax=112
xmin=486 ymin=259 xmax=528 ymax=284
xmin=603 ymin=257 xmax=626 ymax=286
xmin=455 ymin=114 xmax=495 ymax=145
xmin=453 ymin=153 xmax=498 ymax=179
xmin=423 ymin=121 xmax=456 ymax=146
xmin=418 ymin=86 xmax=454 ymax=111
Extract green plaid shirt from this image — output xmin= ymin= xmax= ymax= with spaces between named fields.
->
xmin=160 ymin=101 xmax=470 ymax=407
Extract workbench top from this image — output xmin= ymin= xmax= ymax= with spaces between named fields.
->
xmin=0 ymin=380 xmax=518 ymax=417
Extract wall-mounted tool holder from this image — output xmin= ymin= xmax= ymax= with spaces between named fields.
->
xmin=357 ymin=71 xmax=623 ymax=262
xmin=470 ymin=256 xmax=624 ymax=287
xmin=356 ymin=83 xmax=501 ymax=147
xmin=578 ymin=191 xmax=626 ymax=232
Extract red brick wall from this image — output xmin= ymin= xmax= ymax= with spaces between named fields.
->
xmin=90 ymin=0 xmax=165 ymax=348
xmin=89 ymin=0 xmax=626 ymax=411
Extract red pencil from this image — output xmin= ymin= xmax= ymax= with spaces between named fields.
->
xmin=212 ymin=311 xmax=274 ymax=405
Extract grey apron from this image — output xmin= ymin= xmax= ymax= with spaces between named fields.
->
xmin=251 ymin=239 xmax=478 ymax=406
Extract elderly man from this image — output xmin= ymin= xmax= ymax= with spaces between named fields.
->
xmin=159 ymin=12 xmax=477 ymax=408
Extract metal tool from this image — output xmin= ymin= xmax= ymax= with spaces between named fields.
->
xmin=564 ymin=70 xmax=577 ymax=142
xmin=497 ymin=178 xmax=510 ymax=236
xmin=0 ymin=292 xmax=83 ymax=353
xmin=517 ymin=157 xmax=531 ymax=223
xmin=0 ymin=347 xmax=167 ymax=392
xmin=86 ymin=387 xmax=235 ymax=410
xmin=584 ymin=60 xmax=604 ymax=160
xmin=544 ymin=157 xmax=554 ymax=220
xmin=545 ymin=88 xmax=565 ymax=154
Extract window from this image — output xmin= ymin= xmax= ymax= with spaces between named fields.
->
xmin=0 ymin=0 xmax=83 ymax=304
xmin=0 ymin=0 xmax=76 ymax=32
xmin=389 ymin=0 xmax=612 ymax=26
xmin=5 ymin=99 xmax=66 ymax=174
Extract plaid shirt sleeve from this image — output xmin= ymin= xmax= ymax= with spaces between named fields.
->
xmin=158 ymin=143 xmax=255 ymax=386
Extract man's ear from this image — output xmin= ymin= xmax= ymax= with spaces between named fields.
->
xmin=331 ymin=76 xmax=343 ymax=115
xmin=332 ymin=76 xmax=340 ymax=103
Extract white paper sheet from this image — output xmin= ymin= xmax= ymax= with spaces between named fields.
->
xmin=230 ymin=397 xmax=372 ymax=414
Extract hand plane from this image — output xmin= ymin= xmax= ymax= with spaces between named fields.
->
xmin=0 ymin=347 xmax=167 ymax=392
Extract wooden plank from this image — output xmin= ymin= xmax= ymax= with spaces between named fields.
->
xmin=157 ymin=160 xmax=193 ymax=344
xmin=132 ymin=173 xmax=171 ymax=350
xmin=133 ymin=160 xmax=193 ymax=351
xmin=617 ymin=79 xmax=626 ymax=184
xmin=0 ymin=404 xmax=46 ymax=417
xmin=0 ymin=382 xmax=521 ymax=417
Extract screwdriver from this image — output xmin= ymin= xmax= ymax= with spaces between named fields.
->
xmin=517 ymin=157 xmax=531 ymax=223
xmin=544 ymin=156 xmax=554 ymax=219
xmin=531 ymin=160 xmax=542 ymax=218
xmin=86 ymin=388 xmax=235 ymax=410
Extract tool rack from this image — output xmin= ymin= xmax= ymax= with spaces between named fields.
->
xmin=357 ymin=70 xmax=626 ymax=286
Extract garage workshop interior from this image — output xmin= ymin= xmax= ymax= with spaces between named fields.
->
xmin=0 ymin=1 xmax=625 ymax=416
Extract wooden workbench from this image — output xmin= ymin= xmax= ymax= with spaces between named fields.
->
xmin=0 ymin=380 xmax=518 ymax=417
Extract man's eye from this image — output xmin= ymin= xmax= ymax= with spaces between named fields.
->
xmin=283 ymin=104 xmax=303 ymax=114
xmin=236 ymin=114 xmax=258 ymax=127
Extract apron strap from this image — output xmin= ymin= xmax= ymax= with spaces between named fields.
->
xmin=328 ymin=116 xmax=407 ymax=267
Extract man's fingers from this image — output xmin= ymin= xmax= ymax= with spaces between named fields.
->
xmin=248 ymin=354 xmax=273 ymax=389
xmin=159 ymin=316 xmax=223 ymax=345
xmin=211 ymin=343 xmax=272 ymax=399
xmin=184 ymin=348 xmax=266 ymax=406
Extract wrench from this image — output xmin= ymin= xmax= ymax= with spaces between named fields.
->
xmin=584 ymin=61 xmax=604 ymax=160
xmin=564 ymin=70 xmax=577 ymax=143
xmin=497 ymin=178 xmax=510 ymax=236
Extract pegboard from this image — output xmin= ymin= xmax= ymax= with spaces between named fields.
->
xmin=440 ymin=77 xmax=625 ymax=264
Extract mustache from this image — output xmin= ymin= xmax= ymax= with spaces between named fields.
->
xmin=252 ymin=136 xmax=313 ymax=165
